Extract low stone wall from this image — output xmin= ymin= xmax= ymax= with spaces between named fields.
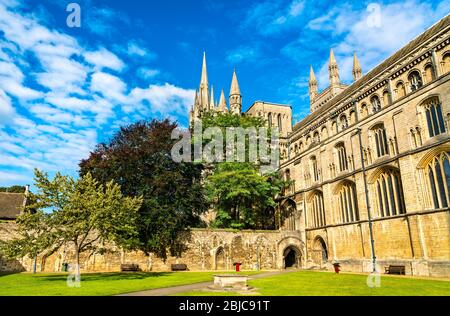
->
xmin=0 ymin=223 xmax=304 ymax=273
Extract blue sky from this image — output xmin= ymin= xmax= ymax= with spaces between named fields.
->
xmin=0 ymin=0 xmax=449 ymax=187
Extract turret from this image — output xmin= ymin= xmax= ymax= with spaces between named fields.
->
xmin=309 ymin=66 xmax=319 ymax=102
xmin=352 ymin=52 xmax=362 ymax=81
xmin=229 ymin=69 xmax=242 ymax=115
xmin=218 ymin=89 xmax=228 ymax=113
xmin=329 ymin=49 xmax=340 ymax=94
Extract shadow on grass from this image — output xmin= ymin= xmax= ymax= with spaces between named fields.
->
xmin=31 ymin=272 xmax=173 ymax=282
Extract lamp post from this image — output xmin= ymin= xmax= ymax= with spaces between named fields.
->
xmin=356 ymin=127 xmax=377 ymax=273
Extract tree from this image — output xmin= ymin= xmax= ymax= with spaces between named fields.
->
xmin=79 ymin=119 xmax=208 ymax=259
xmin=205 ymin=162 xmax=283 ymax=229
xmin=0 ymin=185 xmax=27 ymax=193
xmin=1 ymin=170 xmax=142 ymax=277
xmin=200 ymin=112 xmax=285 ymax=229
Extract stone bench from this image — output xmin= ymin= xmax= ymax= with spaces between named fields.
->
xmin=171 ymin=263 xmax=188 ymax=271
xmin=384 ymin=265 xmax=406 ymax=275
xmin=120 ymin=264 xmax=140 ymax=272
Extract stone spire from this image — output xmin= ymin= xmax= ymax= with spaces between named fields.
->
xmin=352 ymin=52 xmax=362 ymax=81
xmin=329 ymin=49 xmax=340 ymax=90
xmin=229 ymin=69 xmax=242 ymax=115
xmin=218 ymin=89 xmax=228 ymax=112
xmin=209 ymin=85 xmax=215 ymax=110
xmin=309 ymin=66 xmax=318 ymax=102
xmin=199 ymin=52 xmax=209 ymax=110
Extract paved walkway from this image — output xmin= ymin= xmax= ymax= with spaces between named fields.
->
xmin=116 ymin=269 xmax=297 ymax=296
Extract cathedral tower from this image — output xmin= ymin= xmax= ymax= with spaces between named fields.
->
xmin=229 ymin=69 xmax=242 ymax=115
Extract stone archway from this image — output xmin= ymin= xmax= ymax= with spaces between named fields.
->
xmin=276 ymin=236 xmax=304 ymax=269
xmin=312 ymin=236 xmax=328 ymax=267
xmin=283 ymin=245 xmax=301 ymax=269
xmin=215 ymin=246 xmax=226 ymax=270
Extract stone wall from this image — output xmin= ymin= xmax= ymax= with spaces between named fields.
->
xmin=0 ymin=223 xmax=304 ymax=273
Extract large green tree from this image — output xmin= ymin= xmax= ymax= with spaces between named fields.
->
xmin=79 ymin=119 xmax=208 ymax=259
xmin=199 ymin=112 xmax=285 ymax=229
xmin=1 ymin=170 xmax=142 ymax=277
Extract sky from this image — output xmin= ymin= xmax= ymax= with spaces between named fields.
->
xmin=0 ymin=0 xmax=449 ymax=187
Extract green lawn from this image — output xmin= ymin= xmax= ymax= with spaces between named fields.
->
xmin=0 ymin=271 xmax=259 ymax=296
xmin=176 ymin=271 xmax=450 ymax=296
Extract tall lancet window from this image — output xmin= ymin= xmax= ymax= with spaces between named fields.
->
xmin=278 ymin=114 xmax=282 ymax=131
xmin=372 ymin=124 xmax=389 ymax=158
xmin=374 ymin=169 xmax=406 ymax=217
xmin=426 ymin=152 xmax=450 ymax=209
xmin=336 ymin=143 xmax=348 ymax=172
xmin=338 ymin=182 xmax=359 ymax=223
xmin=422 ymin=97 xmax=446 ymax=138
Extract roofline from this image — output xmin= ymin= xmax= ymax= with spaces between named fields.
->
xmin=246 ymin=101 xmax=292 ymax=113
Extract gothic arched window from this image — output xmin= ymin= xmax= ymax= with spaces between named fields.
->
xmin=409 ymin=70 xmax=423 ymax=91
xmin=349 ymin=110 xmax=356 ymax=125
xmin=383 ymin=91 xmax=390 ymax=107
xmin=443 ymin=52 xmax=450 ymax=74
xmin=375 ymin=169 xmax=406 ymax=217
xmin=360 ymin=103 xmax=368 ymax=118
xmin=321 ymin=126 xmax=328 ymax=140
xmin=268 ymin=113 xmax=272 ymax=127
xmin=340 ymin=115 xmax=348 ymax=130
xmin=309 ymin=191 xmax=325 ymax=228
xmin=422 ymin=97 xmax=446 ymax=138
xmin=311 ymin=156 xmax=319 ymax=182
xmin=336 ymin=143 xmax=348 ymax=172
xmin=313 ymin=131 xmax=320 ymax=144
xmin=372 ymin=124 xmax=389 ymax=157
xmin=371 ymin=96 xmax=382 ymax=113
xmin=424 ymin=64 xmax=435 ymax=83
xmin=278 ymin=114 xmax=282 ymax=131
xmin=426 ymin=152 xmax=450 ymax=209
xmin=338 ymin=182 xmax=359 ymax=223
xmin=396 ymin=82 xmax=406 ymax=99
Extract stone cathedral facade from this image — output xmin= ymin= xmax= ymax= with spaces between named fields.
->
xmin=191 ymin=15 xmax=450 ymax=277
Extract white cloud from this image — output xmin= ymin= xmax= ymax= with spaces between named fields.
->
xmin=84 ymin=48 xmax=125 ymax=72
xmin=91 ymin=72 xmax=127 ymax=102
xmin=226 ymin=45 xmax=262 ymax=64
xmin=129 ymin=83 xmax=195 ymax=116
xmin=308 ymin=0 xmax=450 ymax=88
xmin=0 ymin=1 xmax=198 ymax=187
xmin=137 ymin=67 xmax=160 ymax=79
xmin=0 ymin=89 xmax=14 ymax=124
xmin=241 ymin=0 xmax=306 ymax=36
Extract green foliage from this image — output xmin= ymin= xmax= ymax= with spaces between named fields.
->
xmin=0 ymin=186 xmax=26 ymax=193
xmin=1 ymin=170 xmax=142 ymax=273
xmin=205 ymin=162 xmax=283 ymax=230
xmin=79 ymin=119 xmax=208 ymax=259
xmin=198 ymin=112 xmax=285 ymax=230
xmin=201 ymin=112 xmax=266 ymax=130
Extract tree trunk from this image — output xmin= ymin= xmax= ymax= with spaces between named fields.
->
xmin=75 ymin=249 xmax=81 ymax=279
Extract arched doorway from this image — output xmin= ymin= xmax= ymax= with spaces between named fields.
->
xmin=283 ymin=246 xmax=301 ymax=269
xmin=312 ymin=237 xmax=328 ymax=266
xmin=215 ymin=247 xmax=226 ymax=270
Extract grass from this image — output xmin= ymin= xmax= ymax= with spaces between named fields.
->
xmin=175 ymin=271 xmax=450 ymax=296
xmin=0 ymin=271 xmax=259 ymax=296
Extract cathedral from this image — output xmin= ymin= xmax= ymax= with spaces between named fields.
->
xmin=189 ymin=14 xmax=450 ymax=276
